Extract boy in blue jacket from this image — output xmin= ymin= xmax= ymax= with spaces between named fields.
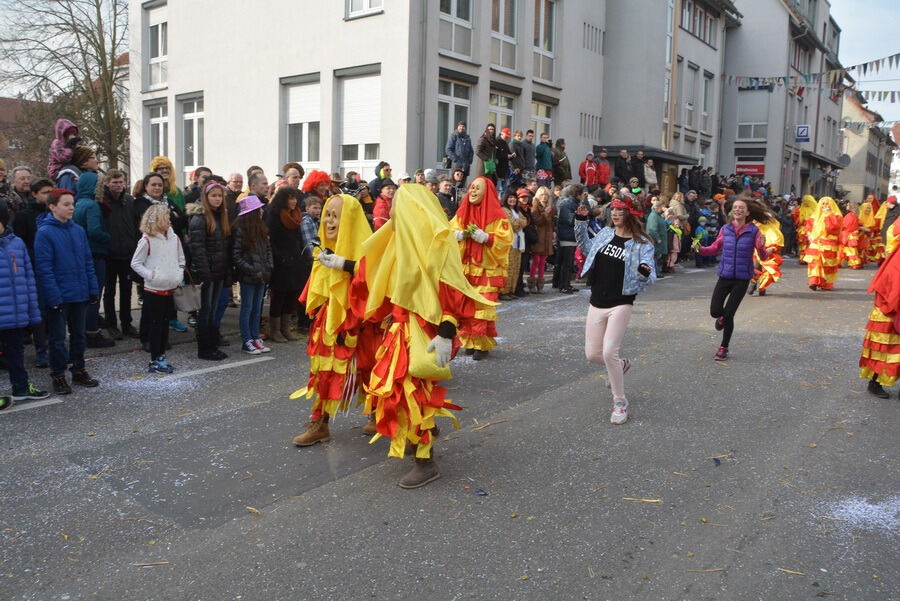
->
xmin=0 ymin=201 xmax=50 ymax=409
xmin=34 ymin=189 xmax=101 ymax=395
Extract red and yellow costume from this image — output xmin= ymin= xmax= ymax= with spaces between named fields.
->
xmin=838 ymin=204 xmax=864 ymax=269
xmin=294 ymin=194 xmax=375 ymax=419
xmin=870 ymin=200 xmax=889 ymax=263
xmin=858 ymin=201 xmax=876 ymax=265
xmin=793 ymin=195 xmax=818 ymax=264
xmin=449 ymin=177 xmax=512 ymax=352
xmin=352 ymin=185 xmax=495 ymax=458
xmin=752 ymin=218 xmax=784 ymax=293
xmin=859 ymin=240 xmax=900 ymax=387
xmin=802 ymin=197 xmax=842 ymax=290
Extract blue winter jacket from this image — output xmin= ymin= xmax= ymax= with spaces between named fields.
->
xmin=72 ymin=172 xmax=110 ymax=257
xmin=0 ymin=228 xmax=41 ymax=330
xmin=575 ymin=221 xmax=657 ymax=295
xmin=445 ymin=131 xmax=474 ymax=170
xmin=34 ymin=213 xmax=98 ymax=308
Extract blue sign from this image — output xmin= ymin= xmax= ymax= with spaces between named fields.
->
xmin=796 ymin=124 xmax=810 ymax=143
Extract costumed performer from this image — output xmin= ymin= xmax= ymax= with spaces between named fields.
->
xmin=859 ymin=237 xmax=900 ymax=399
xmin=803 ymin=197 xmax=842 ymax=291
xmin=857 ymin=199 xmax=876 ymax=265
xmin=449 ymin=176 xmax=513 ymax=360
xmin=793 ymin=194 xmax=817 ymax=264
xmin=292 ymin=194 xmax=376 ymax=446
xmin=837 ymin=200 xmax=864 ymax=269
xmin=317 ymin=184 xmax=496 ymax=488
xmin=748 ymin=213 xmax=784 ymax=296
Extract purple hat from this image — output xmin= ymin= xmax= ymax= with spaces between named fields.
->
xmin=238 ymin=195 xmax=264 ymax=216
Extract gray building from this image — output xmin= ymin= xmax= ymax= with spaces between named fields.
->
xmin=720 ymin=0 xmax=845 ymax=196
xmin=839 ymin=92 xmax=896 ymax=201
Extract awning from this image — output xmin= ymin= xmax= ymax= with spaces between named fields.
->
xmin=593 ymin=145 xmax=697 ymax=166
xmin=801 ymin=150 xmax=842 ymax=170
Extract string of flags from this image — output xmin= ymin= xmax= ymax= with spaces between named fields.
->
xmin=722 ymin=51 xmax=900 ymax=89
xmin=855 ymin=90 xmax=900 ymax=103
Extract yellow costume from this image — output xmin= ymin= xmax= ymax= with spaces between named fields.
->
xmin=752 ymin=219 xmax=784 ymax=294
xmin=794 ymin=195 xmax=818 ymax=264
xmin=802 ymin=197 xmax=842 ymax=290
xmin=858 ymin=202 xmax=877 ymax=265
xmin=872 ymin=201 xmax=890 ymax=262
xmin=838 ymin=202 xmax=864 ymax=269
xmin=449 ymin=177 xmax=513 ymax=354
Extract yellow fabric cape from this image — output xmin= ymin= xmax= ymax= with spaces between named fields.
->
xmin=859 ymin=202 xmax=876 ymax=228
xmin=875 ymin=201 xmax=888 ymax=224
xmin=305 ymin=194 xmax=372 ymax=342
xmin=361 ymin=184 xmax=495 ymax=324
xmin=809 ymin=196 xmax=842 ymax=241
xmin=755 ymin=218 xmax=784 ymax=247
xmin=799 ymin=195 xmax=818 ymax=223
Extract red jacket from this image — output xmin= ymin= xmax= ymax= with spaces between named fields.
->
xmin=373 ymin=195 xmax=392 ymax=231
xmin=578 ymin=160 xmax=597 ymax=186
xmin=595 ymin=159 xmax=611 ymax=186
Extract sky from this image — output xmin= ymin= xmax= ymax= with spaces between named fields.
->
xmin=829 ymin=0 xmax=900 ymax=123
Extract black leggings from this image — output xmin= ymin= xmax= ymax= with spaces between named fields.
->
xmin=710 ymin=277 xmax=749 ymax=348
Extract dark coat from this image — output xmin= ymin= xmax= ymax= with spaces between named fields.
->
xmin=445 ymin=131 xmax=474 ymax=171
xmin=472 ymin=134 xmax=497 ymax=178
xmin=105 ymin=187 xmax=138 ymax=261
xmin=34 ymin=212 xmax=99 ymax=308
xmin=551 ymin=145 xmax=571 ymax=183
xmin=437 ymin=192 xmax=458 ymax=220
xmin=614 ymin=156 xmax=633 ymax=183
xmin=495 ymin=136 xmax=513 ymax=179
xmin=231 ymin=222 xmax=273 ymax=285
xmin=72 ymin=172 xmax=109 ymax=257
xmin=266 ymin=211 xmax=305 ymax=292
xmin=11 ymin=198 xmax=47 ymax=259
xmin=0 ymin=229 xmax=41 ymax=330
xmin=187 ymin=203 xmax=229 ymax=283
xmin=556 ymin=196 xmax=578 ymax=243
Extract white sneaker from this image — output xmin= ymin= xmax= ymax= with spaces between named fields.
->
xmin=252 ymin=339 xmax=271 ymax=353
xmin=610 ymin=402 xmax=628 ymax=425
xmin=242 ymin=340 xmax=261 ymax=355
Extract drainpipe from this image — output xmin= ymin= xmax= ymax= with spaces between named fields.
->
xmin=417 ymin=3 xmax=427 ymax=169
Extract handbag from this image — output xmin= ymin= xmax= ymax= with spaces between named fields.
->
xmin=441 ymin=156 xmax=451 ymax=169
xmin=407 ymin=317 xmax=451 ymax=381
xmin=484 ymin=158 xmax=497 ymax=175
xmin=173 ymin=271 xmax=202 ymax=313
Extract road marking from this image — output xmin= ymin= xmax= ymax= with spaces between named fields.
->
xmin=0 ymin=398 xmax=64 ymax=415
xmin=166 ymin=356 xmax=275 ymax=380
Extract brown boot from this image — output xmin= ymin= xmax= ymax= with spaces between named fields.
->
xmin=292 ymin=416 xmax=330 ymax=446
xmin=363 ymin=412 xmax=377 ymax=435
xmin=527 ymin=277 xmax=537 ymax=293
xmin=268 ymin=316 xmax=287 ymax=343
xmin=398 ymin=457 xmax=440 ymax=489
xmin=281 ymin=314 xmax=299 ymax=341
xmin=536 ymin=278 xmax=545 ymax=293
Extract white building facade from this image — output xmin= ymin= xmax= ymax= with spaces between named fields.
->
xmin=720 ymin=0 xmax=845 ymax=196
xmin=839 ymin=93 xmax=895 ymax=201
xmin=128 ymin=0 xmax=607 ymax=185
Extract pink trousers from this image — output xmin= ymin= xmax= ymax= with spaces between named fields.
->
xmin=584 ymin=304 xmax=633 ymax=402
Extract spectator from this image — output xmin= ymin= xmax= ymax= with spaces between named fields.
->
xmin=551 ymin=138 xmax=571 ymax=185
xmin=528 ymin=186 xmax=554 ymax=294
xmin=499 ymin=189 xmax=528 ymax=301
xmin=554 ymin=183 xmax=583 ymax=294
xmin=367 ymin=162 xmax=392 ymax=199
xmin=645 ymin=198 xmax=668 ymax=276
xmin=47 ymin=119 xmax=81 ymax=181
xmin=515 ymin=188 xmax=533 ymax=296
xmin=353 ymin=184 xmax=375 ymax=221
xmin=232 ymin=196 xmax=273 ymax=355
xmin=184 ymin=166 xmax=212 ymax=204
xmin=472 ymin=123 xmax=498 ymax=183
xmin=414 ymin=169 xmax=426 ymax=185
xmin=595 ymin=148 xmax=611 ymax=188
xmin=0 ymin=159 xmax=7 ymax=197
xmin=509 ymin=130 xmax=526 ymax=189
xmin=436 ymin=176 xmax=457 ymax=219
xmin=296 ymin=194 xmax=321 ymax=334
xmin=148 ymin=156 xmax=186 ymax=213
xmin=3 ymin=166 xmax=34 ymax=222
xmin=520 ymin=130 xmax=537 ymax=179
xmin=495 ymin=127 xmax=514 ymax=199
xmin=535 ymin=132 xmax=553 ymax=188
xmin=614 ymin=149 xmax=633 ymax=184
xmin=579 ymin=152 xmax=597 ymax=187
xmin=187 ymin=181 xmax=231 ymax=361
xmin=644 ymin=159 xmax=659 ymax=191
xmin=396 ymin=172 xmax=412 ymax=185
xmin=450 ymin=167 xmax=467 ymax=206
xmin=302 ymin=170 xmax=332 ymax=204
xmin=372 ymin=178 xmax=397 ymax=231
xmin=266 ymin=186 xmax=305 ymax=344
xmin=445 ymin=121 xmax=474 ymax=178
xmin=281 ymin=162 xmax=305 ymax=190
xmin=131 ymin=204 xmax=186 ymax=374
xmin=700 ymin=167 xmax=712 ymax=200
xmin=34 ymin=189 xmax=100 ymax=394
xmin=101 ymin=169 xmax=139 ymax=340
xmin=225 ymin=173 xmax=243 ymax=222
xmin=248 ymin=171 xmax=270 ymax=204
xmin=237 ymin=166 xmax=264 ymax=203
xmin=632 ymin=150 xmax=646 ymax=189
xmin=0 ymin=201 xmax=48 ymax=409
xmin=72 ymin=171 xmax=115 ymax=348
xmin=423 ymin=170 xmax=440 ymax=194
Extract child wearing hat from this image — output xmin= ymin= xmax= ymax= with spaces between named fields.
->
xmin=693 ymin=216 xmax=712 ymax=268
xmin=0 ymin=200 xmax=50 ymax=409
xmin=232 ymin=196 xmax=273 ymax=354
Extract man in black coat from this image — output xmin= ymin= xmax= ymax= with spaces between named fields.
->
xmin=614 ymin=149 xmax=633 ymax=184
xmin=102 ymin=169 xmax=139 ymax=339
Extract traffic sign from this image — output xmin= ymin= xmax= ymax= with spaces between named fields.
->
xmin=796 ymin=124 xmax=810 ymax=143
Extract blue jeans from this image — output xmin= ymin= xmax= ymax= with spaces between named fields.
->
xmin=0 ymin=327 xmax=29 ymax=394
xmin=238 ymin=283 xmax=265 ymax=343
xmin=214 ymin=278 xmax=231 ymax=328
xmin=86 ymin=257 xmax=106 ymax=332
xmin=497 ymin=177 xmax=509 ymax=202
xmin=46 ymin=302 xmax=87 ymax=376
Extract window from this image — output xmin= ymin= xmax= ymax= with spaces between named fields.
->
xmin=339 ymin=74 xmax=381 ymax=179
xmin=347 ymin=0 xmax=382 ymax=17
xmin=702 ymin=75 xmax=713 ymax=132
xmin=791 ymin=42 xmax=810 ymax=72
xmin=148 ymin=103 xmax=168 ymax=159
xmin=663 ymin=76 xmax=671 ymax=121
xmin=665 ymin=0 xmax=674 ymax=65
xmin=182 ymin=98 xmax=204 ymax=178
xmin=736 ymin=90 xmax=768 ymax=141
xmin=488 ymin=92 xmax=515 ymax=132
xmin=491 ymin=0 xmax=517 ymax=69
xmin=533 ymin=0 xmax=555 ymax=81
xmin=707 ymin=14 xmax=716 ymax=46
xmin=148 ymin=21 xmax=167 ymax=88
xmin=582 ymin=22 xmax=602 ymax=56
xmin=685 ymin=65 xmax=698 ymax=128
xmin=437 ymin=79 xmax=471 ymax=163
xmin=579 ymin=112 xmax=600 ymax=140
xmin=284 ymin=82 xmax=321 ymax=164
xmin=680 ymin=1 xmax=717 ymax=48
xmin=530 ymin=101 xmax=552 ymax=137
xmin=439 ymin=0 xmax=473 ymax=58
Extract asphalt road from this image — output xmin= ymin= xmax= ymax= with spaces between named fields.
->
xmin=1 ymin=261 xmax=897 ymax=601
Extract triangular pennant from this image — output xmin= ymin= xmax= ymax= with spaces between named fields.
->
xmin=863 ymin=63 xmax=868 ymax=75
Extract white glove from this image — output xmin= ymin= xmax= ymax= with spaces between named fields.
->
xmin=471 ymin=228 xmax=489 ymax=244
xmin=426 ymin=335 xmax=452 ymax=367
xmin=318 ymin=252 xmax=346 ymax=269
xmin=454 ymin=230 xmax=466 ymax=241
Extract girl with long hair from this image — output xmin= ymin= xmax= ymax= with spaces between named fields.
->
xmin=232 ymin=196 xmax=273 ymax=354
xmin=528 ymin=186 xmax=554 ymax=293
xmin=499 ymin=189 xmax=527 ymax=300
xmin=574 ymin=194 xmax=656 ymax=425
xmin=266 ymin=186 xmax=305 ymax=343
xmin=696 ymin=197 xmax=775 ymax=361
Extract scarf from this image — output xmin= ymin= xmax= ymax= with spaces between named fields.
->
xmin=279 ymin=207 xmax=303 ymax=230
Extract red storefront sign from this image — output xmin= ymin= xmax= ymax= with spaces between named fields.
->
xmin=735 ymin=163 xmax=765 ymax=176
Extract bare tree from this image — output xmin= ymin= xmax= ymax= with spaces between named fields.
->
xmin=0 ymin=0 xmax=129 ymax=170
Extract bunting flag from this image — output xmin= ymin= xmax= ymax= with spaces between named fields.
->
xmin=723 ymin=52 xmax=900 ymax=87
